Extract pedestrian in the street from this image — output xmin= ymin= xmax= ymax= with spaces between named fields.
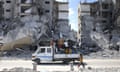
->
xmin=78 ymin=54 xmax=85 ymax=68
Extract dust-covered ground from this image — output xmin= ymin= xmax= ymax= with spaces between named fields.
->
xmin=0 ymin=47 xmax=32 ymax=60
xmin=84 ymin=50 xmax=120 ymax=59
xmin=1 ymin=67 xmax=36 ymax=72
xmin=0 ymin=59 xmax=120 ymax=72
xmin=1 ymin=67 xmax=120 ymax=72
xmin=78 ymin=68 xmax=120 ymax=72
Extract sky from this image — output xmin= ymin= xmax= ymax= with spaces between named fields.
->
xmin=56 ymin=0 xmax=97 ymax=31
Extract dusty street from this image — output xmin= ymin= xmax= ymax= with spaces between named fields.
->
xmin=0 ymin=59 xmax=120 ymax=72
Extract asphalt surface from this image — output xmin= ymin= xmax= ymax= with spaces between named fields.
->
xmin=0 ymin=59 xmax=120 ymax=71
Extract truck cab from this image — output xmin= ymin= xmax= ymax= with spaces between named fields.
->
xmin=32 ymin=46 xmax=53 ymax=63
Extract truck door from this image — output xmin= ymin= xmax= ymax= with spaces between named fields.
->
xmin=36 ymin=48 xmax=46 ymax=61
xmin=37 ymin=47 xmax=52 ymax=61
xmin=45 ymin=47 xmax=52 ymax=61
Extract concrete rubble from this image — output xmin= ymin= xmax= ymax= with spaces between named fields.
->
xmin=0 ymin=14 xmax=76 ymax=46
xmin=80 ymin=15 xmax=120 ymax=58
xmin=80 ymin=16 xmax=109 ymax=51
xmin=0 ymin=0 xmax=76 ymax=51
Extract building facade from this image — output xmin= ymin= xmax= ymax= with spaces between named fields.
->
xmin=77 ymin=0 xmax=114 ymax=41
xmin=77 ymin=3 xmax=91 ymax=41
xmin=1 ymin=0 xmax=69 ymax=26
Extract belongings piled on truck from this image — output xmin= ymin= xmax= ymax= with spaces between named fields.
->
xmin=53 ymin=39 xmax=77 ymax=54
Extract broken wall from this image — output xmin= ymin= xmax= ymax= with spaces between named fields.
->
xmin=80 ymin=15 xmax=120 ymax=52
xmin=80 ymin=16 xmax=110 ymax=50
xmin=0 ymin=0 xmax=77 ymax=51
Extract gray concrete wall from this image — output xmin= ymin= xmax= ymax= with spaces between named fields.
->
xmin=3 ymin=0 xmax=15 ymax=20
xmin=42 ymin=0 xmax=54 ymax=30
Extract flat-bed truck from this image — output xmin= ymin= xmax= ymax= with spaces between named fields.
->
xmin=32 ymin=44 xmax=80 ymax=64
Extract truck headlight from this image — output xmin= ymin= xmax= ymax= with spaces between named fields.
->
xmin=32 ymin=56 xmax=36 ymax=58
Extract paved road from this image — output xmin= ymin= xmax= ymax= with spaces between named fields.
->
xmin=83 ymin=59 xmax=120 ymax=68
xmin=0 ymin=60 xmax=33 ymax=71
xmin=0 ymin=59 xmax=120 ymax=71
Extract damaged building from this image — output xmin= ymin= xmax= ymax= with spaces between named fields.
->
xmin=0 ymin=0 xmax=76 ymax=51
xmin=78 ymin=0 xmax=120 ymax=52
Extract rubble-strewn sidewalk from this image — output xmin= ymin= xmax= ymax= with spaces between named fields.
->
xmin=84 ymin=50 xmax=120 ymax=59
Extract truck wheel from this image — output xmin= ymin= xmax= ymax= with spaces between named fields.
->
xmin=62 ymin=60 xmax=69 ymax=64
xmin=35 ymin=59 xmax=40 ymax=64
xmin=72 ymin=60 xmax=75 ymax=63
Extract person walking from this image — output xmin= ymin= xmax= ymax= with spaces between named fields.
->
xmin=78 ymin=54 xmax=85 ymax=68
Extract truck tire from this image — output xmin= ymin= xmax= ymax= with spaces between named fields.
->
xmin=62 ymin=60 xmax=70 ymax=64
xmin=34 ymin=59 xmax=40 ymax=64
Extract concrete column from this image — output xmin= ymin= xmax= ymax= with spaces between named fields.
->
xmin=17 ymin=0 xmax=21 ymax=18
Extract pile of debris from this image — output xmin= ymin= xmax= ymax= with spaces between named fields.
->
xmin=0 ymin=0 xmax=76 ymax=51
xmin=80 ymin=16 xmax=120 ymax=55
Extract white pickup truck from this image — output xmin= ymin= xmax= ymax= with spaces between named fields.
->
xmin=32 ymin=46 xmax=80 ymax=64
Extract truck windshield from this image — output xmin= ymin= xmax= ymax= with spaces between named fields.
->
xmin=38 ymin=48 xmax=45 ymax=53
